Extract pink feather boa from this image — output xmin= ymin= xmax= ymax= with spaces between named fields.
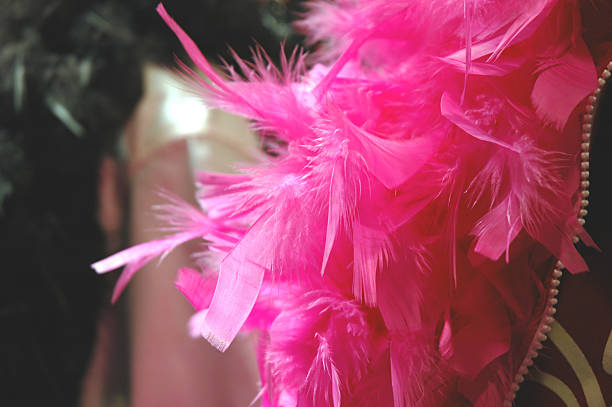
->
xmin=93 ymin=1 xmax=600 ymax=405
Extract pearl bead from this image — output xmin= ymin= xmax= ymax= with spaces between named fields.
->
xmin=604 ymin=69 xmax=611 ymax=79
xmin=508 ymin=62 xmax=602 ymax=399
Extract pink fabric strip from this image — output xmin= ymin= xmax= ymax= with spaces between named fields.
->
xmin=200 ymin=215 xmax=269 ymax=351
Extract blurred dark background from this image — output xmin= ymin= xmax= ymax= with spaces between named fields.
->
xmin=0 ymin=0 xmax=302 ymax=404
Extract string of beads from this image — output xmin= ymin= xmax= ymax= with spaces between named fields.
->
xmin=502 ymin=61 xmax=611 ymax=407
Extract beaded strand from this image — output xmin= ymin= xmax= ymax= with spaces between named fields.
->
xmin=502 ymin=61 xmax=610 ymax=407
xmin=575 ymin=61 xmax=611 ymax=236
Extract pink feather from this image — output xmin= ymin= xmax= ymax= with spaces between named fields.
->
xmin=531 ymin=36 xmax=597 ymax=129
xmin=91 ymin=2 xmax=600 ymax=405
xmin=92 ymin=192 xmax=220 ymax=301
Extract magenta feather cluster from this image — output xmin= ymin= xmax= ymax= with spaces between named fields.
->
xmin=92 ymin=1 xmax=599 ymax=406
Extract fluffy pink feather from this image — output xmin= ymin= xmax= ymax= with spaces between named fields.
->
xmin=91 ymin=1 xmax=600 ymax=405
xmin=266 ymin=291 xmax=375 ymax=407
xmin=92 ymin=191 xmax=224 ymax=302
